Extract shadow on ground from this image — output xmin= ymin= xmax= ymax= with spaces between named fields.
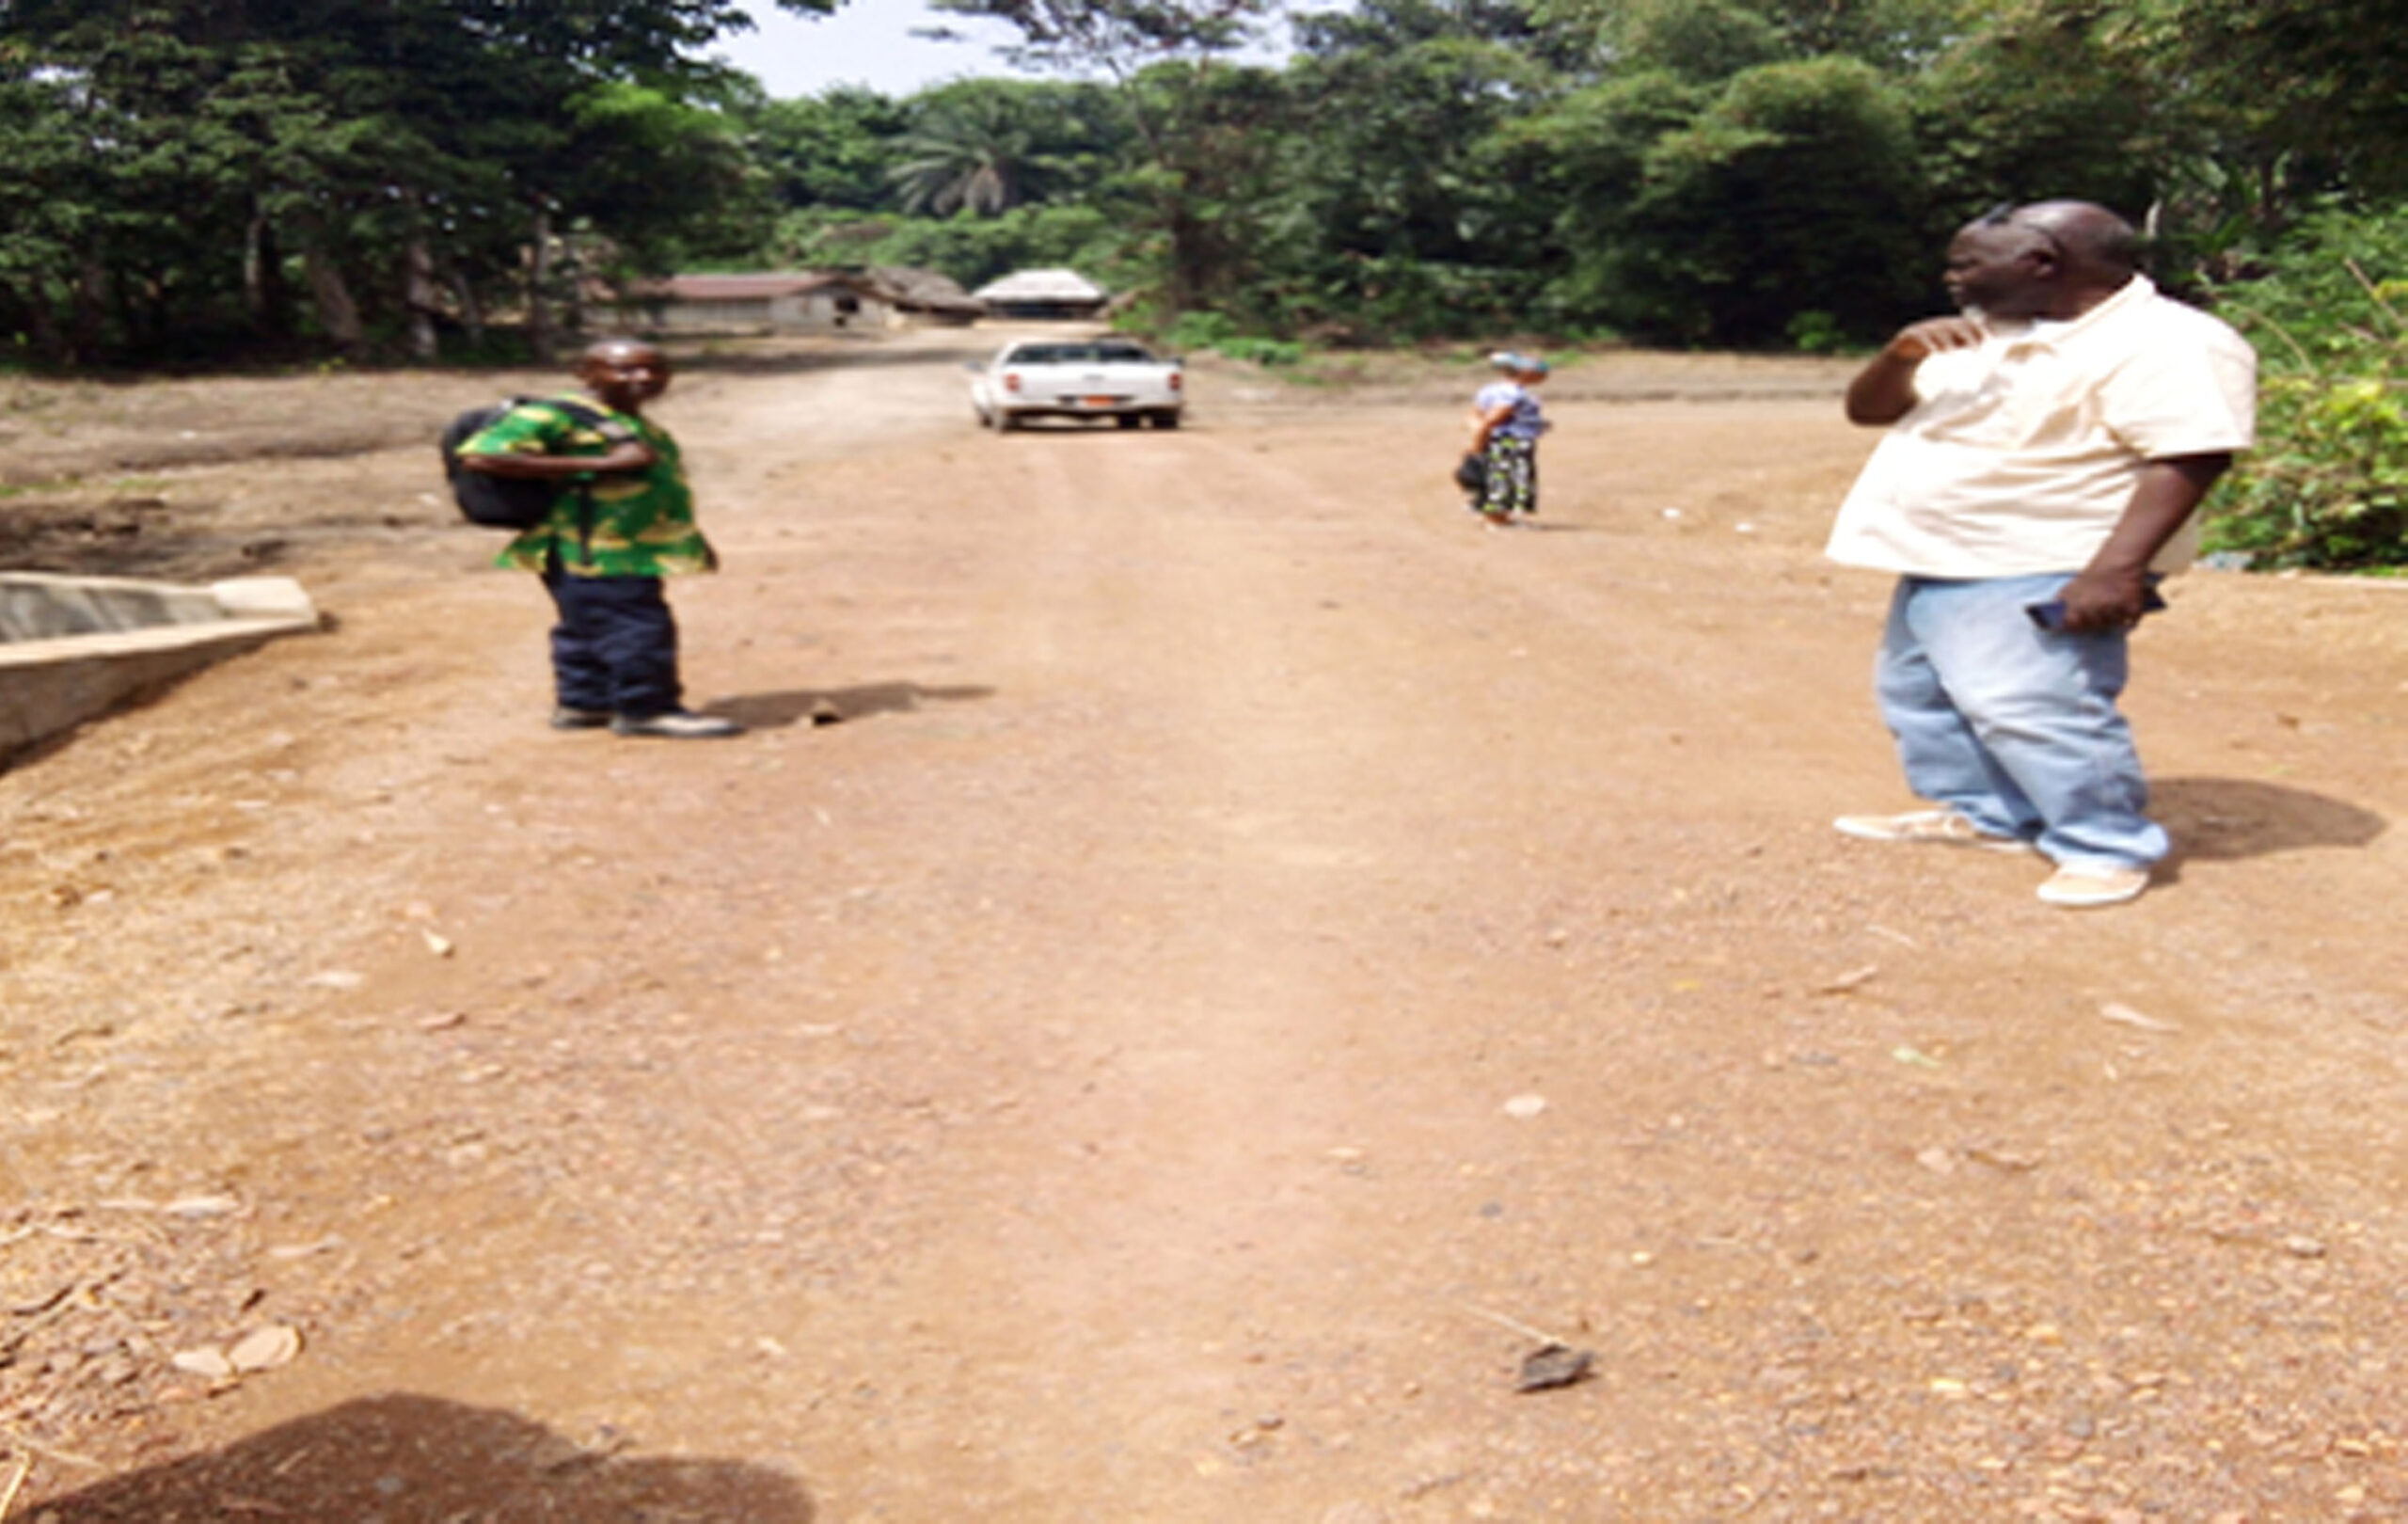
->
xmin=706 ymin=681 xmax=994 ymax=731
xmin=29 ymin=1393 xmax=814 ymax=1521
xmin=2155 ymin=775 xmax=2388 ymax=861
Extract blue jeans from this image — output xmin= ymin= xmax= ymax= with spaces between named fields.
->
xmin=1875 ymin=574 xmax=2166 ymax=872
xmin=541 ymin=564 xmax=682 ymax=718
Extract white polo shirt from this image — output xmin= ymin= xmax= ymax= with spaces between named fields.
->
xmin=1827 ymin=276 xmax=2257 ymax=578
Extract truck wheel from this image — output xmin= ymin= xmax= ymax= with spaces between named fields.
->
xmin=1116 ymin=414 xmax=1142 ymax=430
xmin=995 ymin=412 xmax=1021 ymax=433
xmin=1151 ymin=411 xmax=1181 ymax=431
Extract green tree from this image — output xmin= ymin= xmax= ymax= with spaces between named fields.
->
xmin=0 ymin=58 xmax=93 ymax=357
xmin=1537 ymin=0 xmax=1958 ymax=74
xmin=1601 ymin=0 xmax=1782 ymax=82
xmin=1909 ymin=8 xmax=2163 ymax=234
xmin=1111 ymin=60 xmax=1291 ymax=316
xmin=0 ymin=0 xmax=835 ymax=362
xmin=928 ymin=0 xmax=1276 ymax=310
xmin=1616 ymin=56 xmax=1926 ymax=344
xmin=737 ymin=86 xmax=913 ymax=213
xmin=1269 ymin=0 xmax=1569 ymax=339
xmin=1504 ymin=68 xmax=1709 ymax=328
xmin=1933 ymin=0 xmax=2408 ymax=254
xmin=2094 ymin=0 xmax=2408 ymax=202
xmin=887 ymin=79 xmax=1117 ymax=215
xmin=1744 ymin=0 xmax=1960 ymax=71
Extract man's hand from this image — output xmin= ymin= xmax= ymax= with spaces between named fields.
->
xmin=1884 ymin=317 xmax=1988 ymax=362
xmin=459 ymin=440 xmax=657 ymax=478
xmin=1846 ymin=317 xmax=1989 ymax=424
xmin=2054 ymin=566 xmax=2155 ymax=632
xmin=2058 ymin=454 xmax=2233 ymax=632
xmin=590 ymin=440 xmax=657 ymax=473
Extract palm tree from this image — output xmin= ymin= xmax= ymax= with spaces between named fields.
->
xmin=888 ymin=87 xmax=1046 ymax=216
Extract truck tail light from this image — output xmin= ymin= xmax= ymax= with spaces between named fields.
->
xmin=1167 ymin=372 xmax=1182 ymax=393
xmin=1003 ymin=372 xmax=1022 ymax=393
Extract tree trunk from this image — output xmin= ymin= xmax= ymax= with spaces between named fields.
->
xmin=562 ymin=231 xmax=586 ymax=341
xmin=71 ymin=257 xmax=107 ymax=363
xmin=303 ymin=244 xmax=364 ymax=352
xmin=246 ymin=213 xmax=269 ymax=323
xmin=529 ymin=205 xmax=553 ymax=363
xmin=246 ymin=212 xmax=293 ymax=343
xmin=446 ymin=263 xmax=486 ymax=348
xmin=404 ymin=232 xmax=438 ymax=362
xmin=1167 ymin=205 xmax=1212 ymax=313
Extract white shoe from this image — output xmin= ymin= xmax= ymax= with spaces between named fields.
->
xmin=1833 ymin=809 xmax=2032 ymax=853
xmin=611 ymin=709 xmax=743 ymax=739
xmin=2036 ymin=865 xmax=2149 ymax=908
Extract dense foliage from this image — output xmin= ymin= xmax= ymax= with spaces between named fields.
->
xmin=2204 ymin=207 xmax=2408 ymax=570
xmin=0 ymin=0 xmax=832 ymax=363
xmin=0 ymin=0 xmax=2400 ymax=561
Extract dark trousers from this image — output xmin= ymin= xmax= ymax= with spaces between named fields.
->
xmin=540 ymin=562 xmax=681 ymax=717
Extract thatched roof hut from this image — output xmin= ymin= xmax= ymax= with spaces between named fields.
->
xmin=863 ymin=266 xmax=986 ymax=325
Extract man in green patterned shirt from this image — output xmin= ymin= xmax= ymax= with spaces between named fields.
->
xmin=455 ymin=338 xmax=741 ymax=738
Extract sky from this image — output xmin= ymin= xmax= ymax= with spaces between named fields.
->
xmin=713 ymin=0 xmax=1298 ymax=101
xmin=714 ymin=2 xmax=1032 ymax=99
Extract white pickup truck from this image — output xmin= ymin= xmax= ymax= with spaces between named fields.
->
xmin=968 ymin=337 xmax=1185 ymax=431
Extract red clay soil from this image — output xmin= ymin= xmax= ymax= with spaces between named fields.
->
xmin=2 ymin=332 xmax=2401 ymax=1522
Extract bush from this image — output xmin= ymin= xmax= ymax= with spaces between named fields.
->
xmin=2206 ymin=205 xmax=2408 ymax=571
xmin=1211 ymin=336 xmax=1305 ymax=367
xmin=1159 ymin=310 xmax=1303 ymax=366
xmin=2211 ymin=374 xmax=2408 ymax=570
xmin=1784 ymin=309 xmax=1847 ymax=354
xmin=1162 ymin=310 xmax=1240 ymax=352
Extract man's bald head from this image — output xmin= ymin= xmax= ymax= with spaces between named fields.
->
xmin=582 ymin=336 xmax=665 ymax=368
xmin=1946 ymin=199 xmax=2142 ymax=321
xmin=2008 ymin=200 xmax=2142 ymax=281
xmin=578 ymin=337 xmax=671 ymax=412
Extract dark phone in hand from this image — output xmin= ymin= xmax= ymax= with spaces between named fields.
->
xmin=2025 ymin=588 xmax=2168 ymax=630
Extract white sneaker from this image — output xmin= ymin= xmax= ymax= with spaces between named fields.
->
xmin=611 ymin=709 xmax=743 ymax=739
xmin=2036 ymin=865 xmax=2149 ymax=908
xmin=1833 ymin=809 xmax=2032 ymax=853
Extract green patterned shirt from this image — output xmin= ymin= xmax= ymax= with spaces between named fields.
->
xmin=460 ymin=395 xmax=717 ymax=578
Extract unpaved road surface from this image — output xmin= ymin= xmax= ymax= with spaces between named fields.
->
xmin=4 ymin=330 xmax=2404 ymax=1521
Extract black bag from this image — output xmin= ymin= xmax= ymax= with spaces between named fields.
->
xmin=439 ymin=397 xmax=611 ymax=529
xmin=1452 ymin=452 xmax=1487 ymax=496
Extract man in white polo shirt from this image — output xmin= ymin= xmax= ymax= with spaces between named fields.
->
xmin=1827 ymin=200 xmax=2257 ymax=908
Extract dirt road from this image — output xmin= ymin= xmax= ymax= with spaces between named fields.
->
xmin=4 ymin=331 xmax=2403 ymax=1520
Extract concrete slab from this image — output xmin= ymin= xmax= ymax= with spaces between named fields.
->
xmin=0 ymin=573 xmax=322 ymax=770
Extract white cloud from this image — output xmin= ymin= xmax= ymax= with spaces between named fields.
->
xmin=714 ymin=1 xmax=1030 ymax=100
xmin=712 ymin=0 xmax=1295 ymax=101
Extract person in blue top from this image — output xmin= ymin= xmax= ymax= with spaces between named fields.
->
xmin=1464 ymin=352 xmax=1551 ymax=526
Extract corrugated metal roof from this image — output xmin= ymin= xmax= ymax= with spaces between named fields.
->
xmin=629 ymin=272 xmax=853 ymax=301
